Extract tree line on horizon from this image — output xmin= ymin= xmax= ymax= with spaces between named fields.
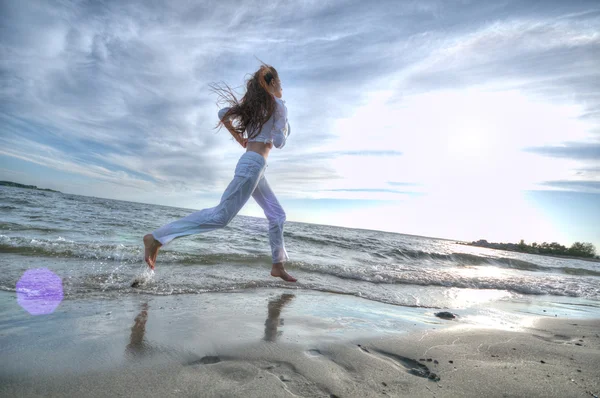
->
xmin=470 ymin=239 xmax=597 ymax=259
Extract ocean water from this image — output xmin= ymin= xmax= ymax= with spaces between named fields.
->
xmin=1 ymin=186 xmax=599 ymax=318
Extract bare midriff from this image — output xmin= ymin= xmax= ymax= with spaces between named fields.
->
xmin=246 ymin=141 xmax=273 ymax=159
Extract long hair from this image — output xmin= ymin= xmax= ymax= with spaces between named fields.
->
xmin=210 ymin=64 xmax=279 ymax=139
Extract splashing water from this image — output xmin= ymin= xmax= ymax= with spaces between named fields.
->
xmin=131 ymin=268 xmax=155 ymax=288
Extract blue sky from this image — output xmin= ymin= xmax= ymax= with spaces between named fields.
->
xmin=1 ymin=0 xmax=599 ymax=247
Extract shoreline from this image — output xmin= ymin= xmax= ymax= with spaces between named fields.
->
xmin=1 ymin=289 xmax=599 ymax=397
xmin=0 ymin=181 xmax=60 ymax=193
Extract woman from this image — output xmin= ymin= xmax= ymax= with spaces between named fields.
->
xmin=143 ymin=64 xmax=296 ymax=282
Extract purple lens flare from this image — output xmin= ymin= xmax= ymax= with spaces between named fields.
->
xmin=16 ymin=268 xmax=63 ymax=315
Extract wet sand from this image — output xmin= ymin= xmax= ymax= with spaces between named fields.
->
xmin=0 ymin=290 xmax=598 ymax=397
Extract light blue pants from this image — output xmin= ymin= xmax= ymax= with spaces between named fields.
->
xmin=152 ymin=151 xmax=288 ymax=263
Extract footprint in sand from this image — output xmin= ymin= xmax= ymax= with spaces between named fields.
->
xmin=357 ymin=346 xmax=440 ymax=382
xmin=533 ymin=334 xmax=579 ymax=345
xmin=262 ymin=361 xmax=329 ymax=397
xmin=187 ymin=355 xmax=221 ymax=365
xmin=306 ymin=349 xmax=322 ymax=357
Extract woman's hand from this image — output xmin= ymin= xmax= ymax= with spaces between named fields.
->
xmin=222 ymin=119 xmax=246 ymax=148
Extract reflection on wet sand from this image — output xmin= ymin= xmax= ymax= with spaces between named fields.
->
xmin=125 ymin=294 xmax=295 ymax=364
xmin=126 ymin=302 xmax=149 ymax=358
xmin=264 ymin=293 xmax=295 ymax=342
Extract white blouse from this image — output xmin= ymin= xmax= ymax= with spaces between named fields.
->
xmin=218 ymin=97 xmax=291 ymax=148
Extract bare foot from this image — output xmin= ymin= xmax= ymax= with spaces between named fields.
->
xmin=270 ymin=263 xmax=297 ymax=282
xmin=143 ymin=234 xmax=161 ymax=270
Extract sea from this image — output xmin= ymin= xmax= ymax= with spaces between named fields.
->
xmin=2 ymin=185 xmax=599 ymax=321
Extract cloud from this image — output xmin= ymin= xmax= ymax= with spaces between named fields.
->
xmin=285 ymin=150 xmax=403 ymax=161
xmin=393 ymin=10 xmax=600 ymax=126
xmin=324 ymin=188 xmax=422 ymax=198
xmin=575 ymin=166 xmax=600 ymax=178
xmin=1 ymin=0 xmax=599 ymax=225
xmin=337 ymin=150 xmax=403 ymax=157
xmin=0 ymin=143 xmax=152 ymax=191
xmin=541 ymin=180 xmax=600 ymax=193
xmin=388 ymin=181 xmax=420 ymax=187
xmin=525 ymin=142 xmax=600 ymax=160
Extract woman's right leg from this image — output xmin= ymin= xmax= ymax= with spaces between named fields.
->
xmin=252 ymin=175 xmax=296 ymax=282
xmin=144 ymin=152 xmax=266 ymax=268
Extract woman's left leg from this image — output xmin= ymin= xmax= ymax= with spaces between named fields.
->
xmin=143 ymin=151 xmax=266 ymax=269
xmin=252 ymin=175 xmax=296 ymax=282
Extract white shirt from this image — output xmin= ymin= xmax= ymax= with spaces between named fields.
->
xmin=218 ymin=97 xmax=291 ymax=148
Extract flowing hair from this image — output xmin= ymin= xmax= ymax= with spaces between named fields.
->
xmin=210 ymin=64 xmax=279 ymax=140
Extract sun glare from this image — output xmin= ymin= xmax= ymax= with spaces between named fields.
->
xmin=447 ymin=128 xmax=488 ymax=157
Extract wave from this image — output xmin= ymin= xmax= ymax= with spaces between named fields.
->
xmin=0 ymin=198 xmax=34 ymax=206
xmin=288 ymin=233 xmax=546 ymax=272
xmin=2 ymin=262 xmax=597 ymax=304
xmin=383 ymin=248 xmax=556 ymax=271
xmin=286 ymin=231 xmax=380 ymax=251
xmin=0 ymin=222 xmax=65 ymax=233
xmin=560 ymin=266 xmax=600 ymax=277
xmin=0 ymin=235 xmax=274 ymax=265
xmin=284 ymin=236 xmax=551 ymax=272
xmin=2 ymin=235 xmax=599 ymax=278
xmin=0 ymin=274 xmax=437 ymax=308
xmin=285 ymin=261 xmax=599 ymax=297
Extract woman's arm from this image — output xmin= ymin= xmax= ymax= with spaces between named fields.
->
xmin=271 ymin=100 xmax=290 ymax=149
xmin=219 ymin=108 xmax=246 ymax=148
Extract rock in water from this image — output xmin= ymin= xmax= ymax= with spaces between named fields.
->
xmin=435 ymin=311 xmax=457 ymax=320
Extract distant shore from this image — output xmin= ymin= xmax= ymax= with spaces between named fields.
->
xmin=459 ymin=240 xmax=600 ymax=262
xmin=0 ymin=181 xmax=60 ymax=193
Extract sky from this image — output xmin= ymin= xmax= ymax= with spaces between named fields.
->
xmin=1 ymin=0 xmax=599 ymax=248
